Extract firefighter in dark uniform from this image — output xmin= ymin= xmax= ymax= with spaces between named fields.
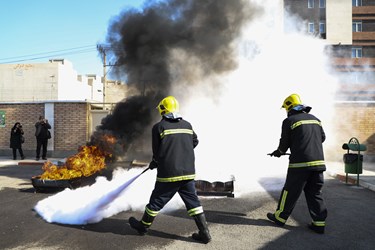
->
xmin=129 ymin=96 xmax=211 ymax=244
xmin=268 ymin=93 xmax=328 ymax=234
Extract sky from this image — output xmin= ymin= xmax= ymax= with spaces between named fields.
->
xmin=0 ymin=0 xmax=144 ymax=77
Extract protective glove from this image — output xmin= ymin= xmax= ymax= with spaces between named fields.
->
xmin=149 ymin=159 xmax=158 ymax=170
xmin=268 ymin=149 xmax=282 ymax=158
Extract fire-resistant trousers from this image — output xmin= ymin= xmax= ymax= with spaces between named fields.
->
xmin=147 ymin=179 xmax=202 ymax=214
xmin=275 ymin=169 xmax=327 ymax=224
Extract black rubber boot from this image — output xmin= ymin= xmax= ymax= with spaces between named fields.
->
xmin=308 ymin=223 xmax=325 ymax=234
xmin=192 ymin=213 xmax=211 ymax=244
xmin=267 ymin=213 xmax=285 ymax=227
xmin=129 ymin=217 xmax=148 ymax=235
xmin=129 ymin=209 xmax=156 ymax=236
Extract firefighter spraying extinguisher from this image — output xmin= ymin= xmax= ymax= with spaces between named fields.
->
xmin=129 ymin=96 xmax=211 ymax=244
xmin=267 ymin=93 xmax=328 ymax=234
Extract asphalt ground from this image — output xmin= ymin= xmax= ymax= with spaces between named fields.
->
xmin=1 ymin=159 xmax=375 ymax=250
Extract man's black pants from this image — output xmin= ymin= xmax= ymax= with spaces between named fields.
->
xmin=36 ymin=137 xmax=48 ymax=158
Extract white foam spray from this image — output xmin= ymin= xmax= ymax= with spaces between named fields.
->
xmin=34 ymin=167 xmax=184 ymax=225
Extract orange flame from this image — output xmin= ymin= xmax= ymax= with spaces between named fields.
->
xmin=40 ymin=135 xmax=117 ymax=180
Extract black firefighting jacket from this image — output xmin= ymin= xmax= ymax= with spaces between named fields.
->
xmin=278 ymin=110 xmax=326 ymax=171
xmin=152 ymin=115 xmax=198 ymax=182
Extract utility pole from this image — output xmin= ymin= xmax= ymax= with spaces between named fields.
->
xmin=97 ymin=45 xmax=107 ymax=109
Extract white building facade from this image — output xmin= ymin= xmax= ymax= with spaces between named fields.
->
xmin=0 ymin=59 xmax=103 ymax=102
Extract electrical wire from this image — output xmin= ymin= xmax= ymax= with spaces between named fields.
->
xmin=0 ymin=45 xmax=96 ymax=60
xmin=0 ymin=44 xmax=123 ymax=79
xmin=0 ymin=45 xmax=98 ymax=64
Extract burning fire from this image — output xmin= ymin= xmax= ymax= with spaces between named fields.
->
xmin=40 ymin=135 xmax=116 ymax=180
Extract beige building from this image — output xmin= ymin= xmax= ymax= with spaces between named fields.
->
xmin=0 ymin=59 xmax=105 ymax=102
xmin=325 ymin=0 xmax=352 ymax=45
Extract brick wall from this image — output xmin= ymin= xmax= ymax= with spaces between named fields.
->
xmin=329 ymin=102 xmax=375 ymax=161
xmin=0 ymin=102 xmax=89 ymax=157
xmin=323 ymin=103 xmax=375 ymax=161
xmin=54 ymin=103 xmax=88 ymax=152
xmin=0 ymin=103 xmax=44 ymax=151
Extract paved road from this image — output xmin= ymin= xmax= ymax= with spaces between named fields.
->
xmin=1 ymin=161 xmax=375 ymax=250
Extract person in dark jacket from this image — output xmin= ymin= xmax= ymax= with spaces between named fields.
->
xmin=129 ymin=96 xmax=211 ymax=244
xmin=35 ymin=116 xmax=51 ymax=161
xmin=10 ymin=122 xmax=25 ymax=160
xmin=268 ymin=93 xmax=328 ymax=234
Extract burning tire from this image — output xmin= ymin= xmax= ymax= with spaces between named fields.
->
xmin=31 ymin=173 xmax=100 ymax=193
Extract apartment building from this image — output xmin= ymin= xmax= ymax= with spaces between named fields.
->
xmin=284 ymin=0 xmax=375 ymax=100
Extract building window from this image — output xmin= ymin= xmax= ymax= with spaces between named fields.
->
xmin=352 ymin=47 xmax=362 ymax=58
xmin=319 ymin=0 xmax=326 ymax=8
xmin=308 ymin=0 xmax=314 ymax=8
xmin=353 ymin=21 xmax=362 ymax=32
xmin=319 ymin=22 xmax=326 ymax=33
xmin=353 ymin=0 xmax=362 ymax=6
xmin=308 ymin=22 xmax=315 ymax=33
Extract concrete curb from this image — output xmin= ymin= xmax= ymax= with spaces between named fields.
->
xmin=18 ymin=161 xmax=45 ymax=166
xmin=326 ymin=170 xmax=375 ymax=192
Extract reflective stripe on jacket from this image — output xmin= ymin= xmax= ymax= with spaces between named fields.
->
xmin=278 ymin=111 xmax=326 ymax=171
xmin=152 ymin=116 xmax=198 ymax=182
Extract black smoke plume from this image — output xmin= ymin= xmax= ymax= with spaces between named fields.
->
xmin=92 ymin=0 xmax=256 ymax=160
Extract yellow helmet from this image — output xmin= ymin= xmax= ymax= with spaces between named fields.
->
xmin=282 ymin=94 xmax=302 ymax=111
xmin=157 ymin=96 xmax=179 ymax=116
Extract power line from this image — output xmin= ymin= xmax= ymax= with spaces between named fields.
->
xmin=0 ymin=45 xmax=98 ymax=64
